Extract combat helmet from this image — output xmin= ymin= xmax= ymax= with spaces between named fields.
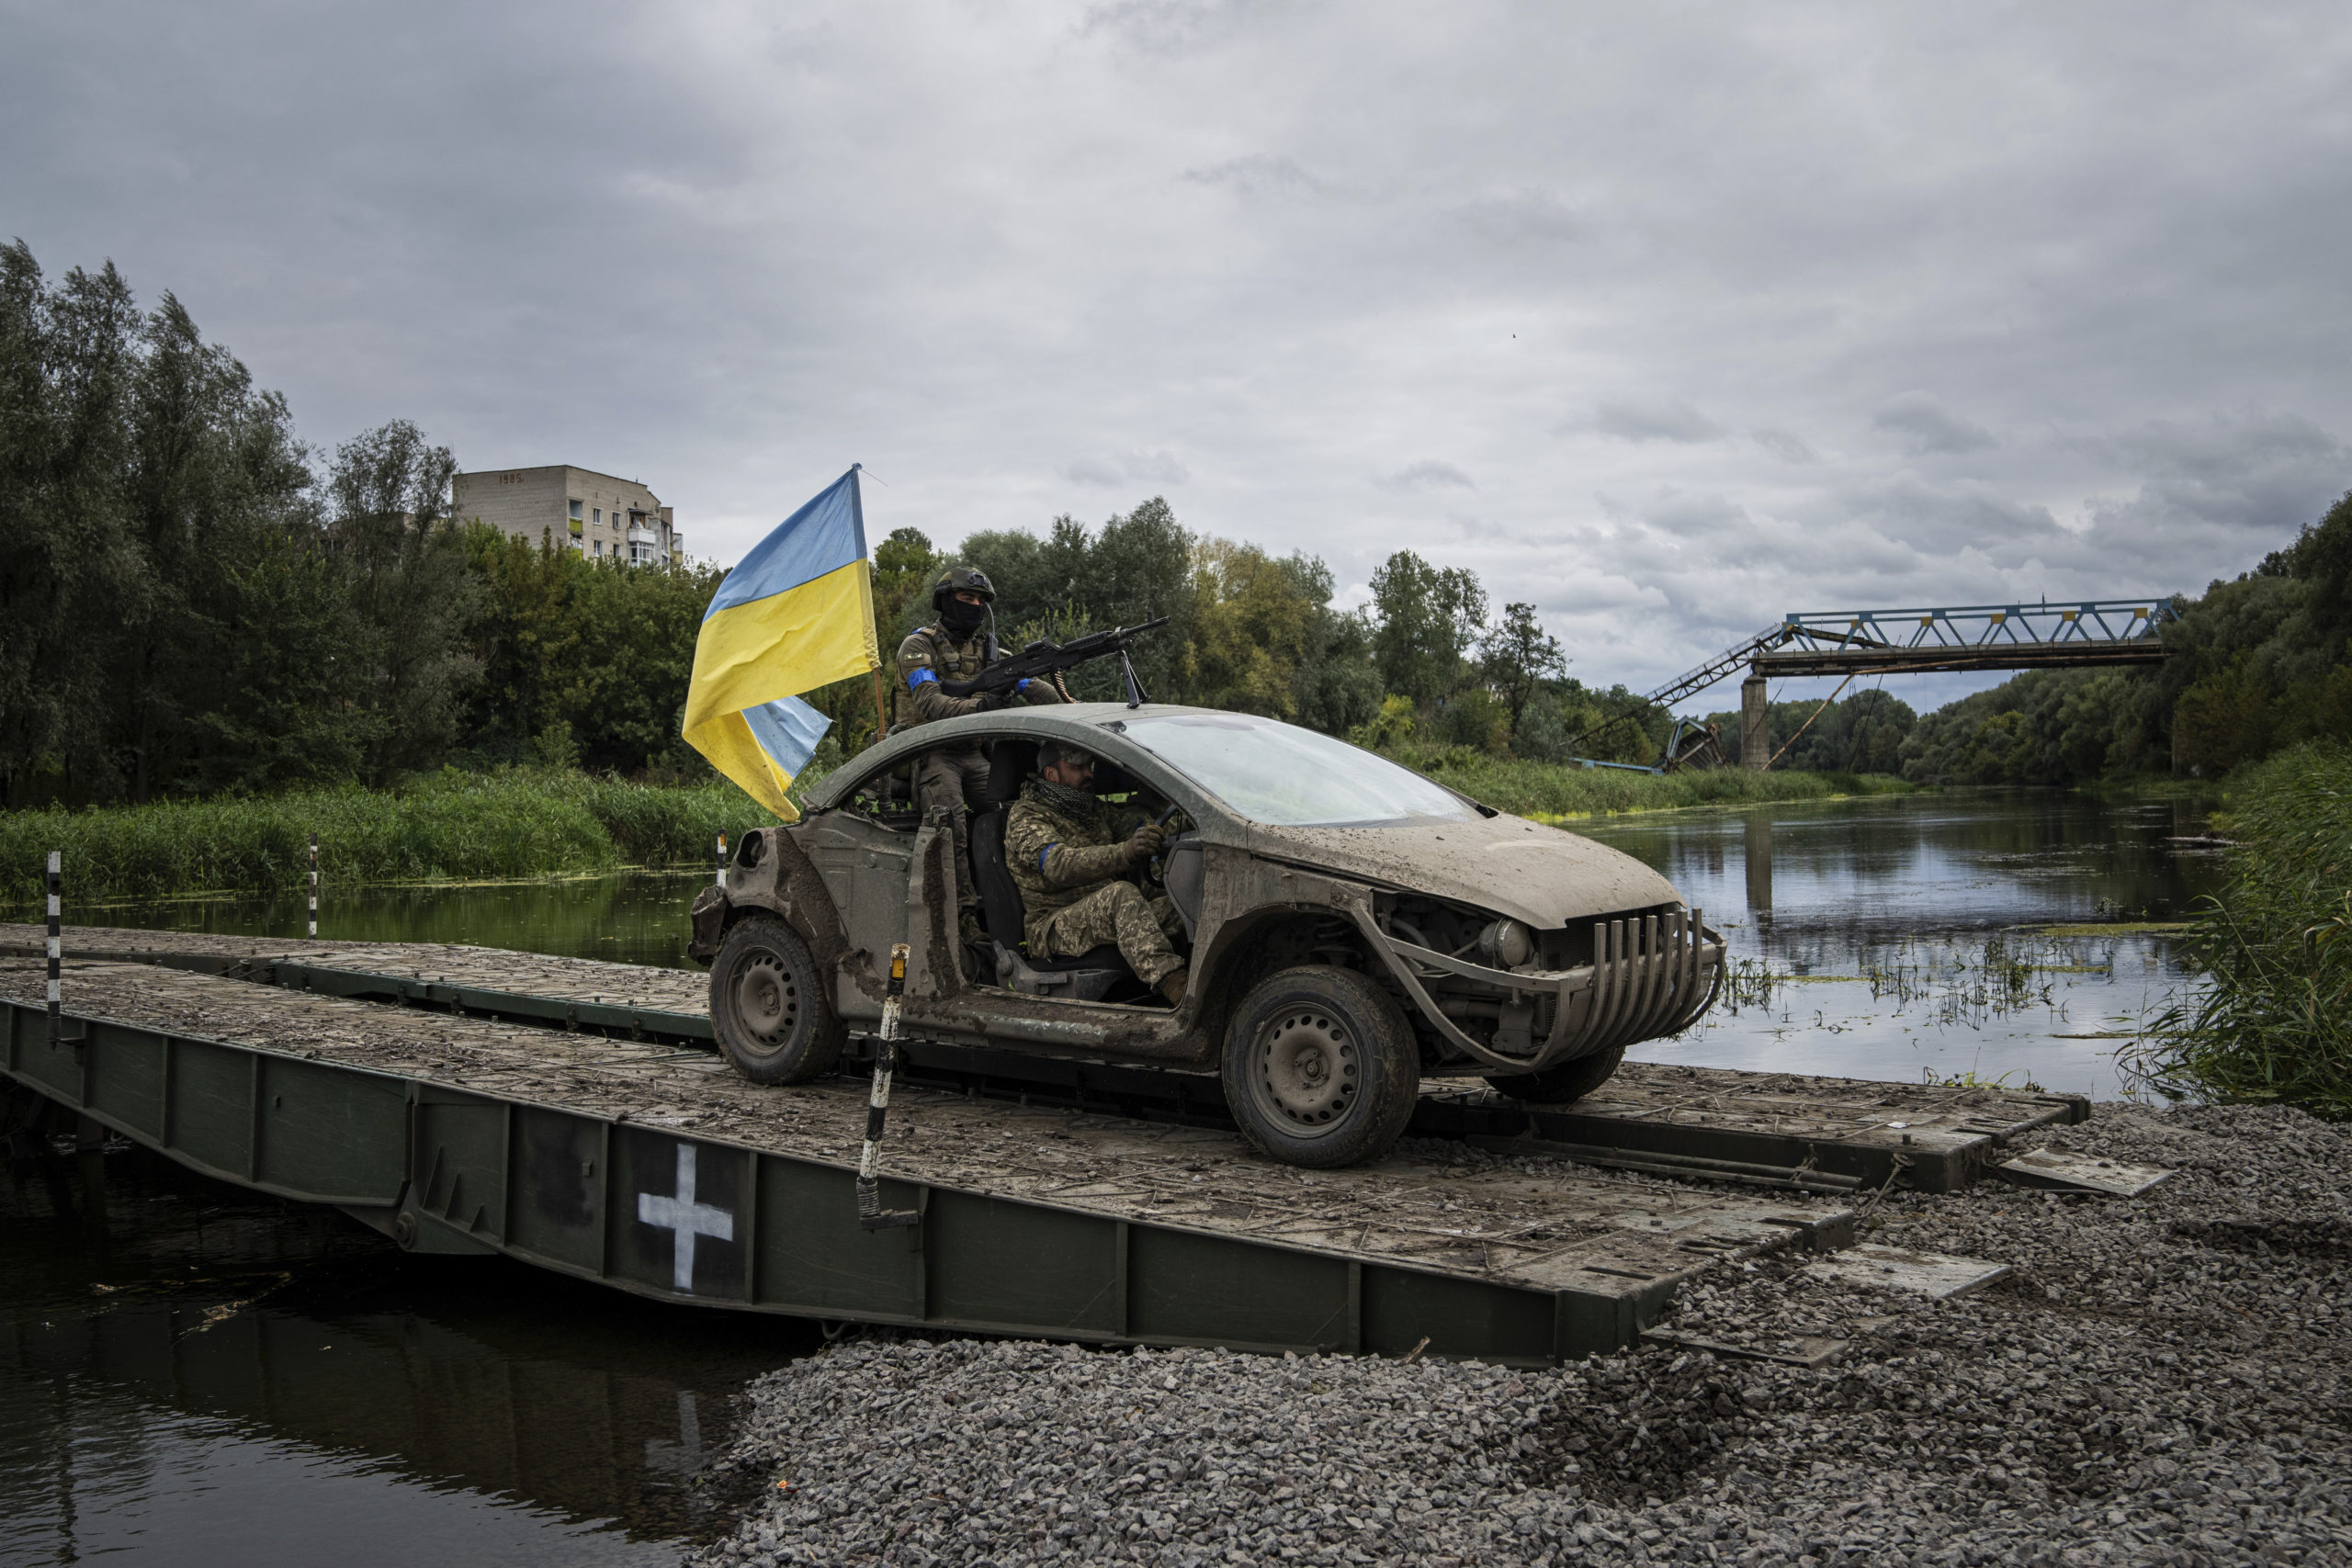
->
xmin=930 ymin=565 xmax=996 ymax=614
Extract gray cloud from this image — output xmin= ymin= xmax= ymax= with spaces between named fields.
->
xmin=1588 ymin=400 xmax=1728 ymax=445
xmin=1458 ymin=193 xmax=1589 ymax=248
xmin=1752 ymin=428 xmax=1818 ymax=464
xmin=1080 ymin=0 xmax=1316 ymax=55
xmin=1374 ymin=460 xmax=1475 ymax=493
xmin=1838 ymin=478 xmax=2064 ymax=554
xmin=1873 ymin=393 xmax=1997 ymax=456
xmin=8 ymin=1 xmax=2348 ymax=699
xmin=1180 ymin=154 xmax=1349 ymax=204
xmin=1066 ymin=450 xmax=1193 ymax=487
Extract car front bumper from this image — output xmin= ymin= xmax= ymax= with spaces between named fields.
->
xmin=1371 ymin=907 xmax=1725 ymax=1075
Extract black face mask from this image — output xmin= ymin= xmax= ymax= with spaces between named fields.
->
xmin=940 ymin=596 xmax=987 ymax=632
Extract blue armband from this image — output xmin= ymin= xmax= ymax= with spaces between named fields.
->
xmin=906 ymin=668 xmax=937 ymax=692
xmin=1017 ymin=678 xmax=1032 ymax=694
xmin=1038 ymin=845 xmax=1056 ymax=871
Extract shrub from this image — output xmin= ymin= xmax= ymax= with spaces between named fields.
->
xmin=2124 ymin=744 xmax=2352 ymax=1117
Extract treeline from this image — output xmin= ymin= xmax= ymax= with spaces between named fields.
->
xmin=802 ymin=503 xmax=1695 ymax=770
xmin=1896 ymin=491 xmax=2352 ymax=785
xmin=1696 ymin=690 xmax=1918 ymax=773
xmin=0 ymin=243 xmax=726 ymax=808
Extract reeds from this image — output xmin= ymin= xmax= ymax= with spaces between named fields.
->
xmin=0 ymin=766 xmax=811 ymax=906
xmin=2123 ymin=744 xmax=2352 ymax=1118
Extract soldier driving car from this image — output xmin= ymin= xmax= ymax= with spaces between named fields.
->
xmin=895 ymin=566 xmax=1062 ymax=929
xmin=1003 ymin=739 xmax=1190 ymax=1007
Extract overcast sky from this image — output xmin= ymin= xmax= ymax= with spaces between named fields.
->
xmin=7 ymin=1 xmax=2349 ymax=703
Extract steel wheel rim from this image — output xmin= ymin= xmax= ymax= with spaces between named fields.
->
xmin=732 ymin=947 xmax=799 ymax=1048
xmin=1249 ymin=1007 xmax=1360 ymax=1136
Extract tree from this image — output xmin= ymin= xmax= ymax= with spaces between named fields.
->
xmin=1369 ymin=550 xmax=1486 ymax=706
xmin=0 ymin=245 xmax=142 ymax=806
xmin=1480 ymin=602 xmax=1567 ymax=738
xmin=325 ymin=420 xmax=482 ymax=784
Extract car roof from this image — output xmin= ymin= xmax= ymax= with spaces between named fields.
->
xmin=802 ymin=703 xmax=1252 ymax=812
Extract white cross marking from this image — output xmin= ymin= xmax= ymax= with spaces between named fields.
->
xmin=637 ymin=1143 xmax=733 ymax=1292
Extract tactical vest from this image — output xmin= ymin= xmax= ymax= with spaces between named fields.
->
xmin=893 ymin=624 xmax=992 ymax=729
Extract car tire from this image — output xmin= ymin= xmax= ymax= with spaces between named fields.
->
xmin=710 ymin=915 xmax=844 ymax=1084
xmin=1221 ymin=965 xmax=1419 ymax=1169
xmin=1482 ymin=1041 xmax=1627 ymax=1104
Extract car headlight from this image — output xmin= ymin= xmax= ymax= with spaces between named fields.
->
xmin=1476 ymin=918 xmax=1535 ymax=969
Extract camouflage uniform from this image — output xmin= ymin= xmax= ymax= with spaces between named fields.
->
xmin=893 ymin=623 xmax=1060 ymax=910
xmin=1002 ymin=780 xmax=1186 ymax=987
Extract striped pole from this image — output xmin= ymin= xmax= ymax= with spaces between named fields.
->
xmin=46 ymin=852 xmax=61 ymax=1050
xmin=855 ymin=942 xmax=919 ymax=1230
xmin=308 ymin=833 xmax=319 ymax=939
xmin=716 ymin=833 xmax=727 ymax=887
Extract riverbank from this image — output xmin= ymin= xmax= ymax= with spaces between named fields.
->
xmin=690 ymin=1100 xmax=2348 ymax=1568
xmin=0 ymin=769 xmax=788 ymax=906
xmin=1416 ymin=757 xmax=1916 ymax=819
xmin=1 ymin=757 xmax=1905 ymax=907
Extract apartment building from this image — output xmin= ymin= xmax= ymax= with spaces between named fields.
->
xmin=451 ymin=466 xmax=684 ymax=564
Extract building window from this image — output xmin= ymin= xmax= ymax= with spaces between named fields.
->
xmin=569 ymin=499 xmax=582 ymax=520
xmin=593 ymin=508 xmax=602 ymax=526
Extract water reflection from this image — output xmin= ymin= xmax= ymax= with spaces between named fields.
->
xmin=34 ymin=871 xmax=715 ymax=972
xmin=1582 ymin=789 xmax=2223 ymax=1100
xmin=1742 ymin=810 xmax=1772 ymax=923
xmin=2 ymin=1122 xmax=813 ymax=1567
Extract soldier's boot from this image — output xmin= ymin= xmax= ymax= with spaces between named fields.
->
xmin=1157 ymin=966 xmax=1189 ymax=1007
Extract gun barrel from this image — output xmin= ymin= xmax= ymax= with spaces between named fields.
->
xmin=935 ymin=615 xmax=1170 ymax=697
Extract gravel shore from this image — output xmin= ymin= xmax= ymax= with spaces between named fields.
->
xmin=692 ymin=1104 xmax=2349 ymax=1567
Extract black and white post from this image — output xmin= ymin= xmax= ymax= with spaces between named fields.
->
xmin=716 ymin=833 xmax=727 ymax=887
xmin=45 ymin=851 xmax=61 ymax=1050
xmin=308 ymin=833 xmax=319 ymax=940
xmin=855 ymin=942 xmax=920 ymax=1230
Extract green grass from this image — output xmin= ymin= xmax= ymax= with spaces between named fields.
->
xmin=2121 ymin=743 xmax=2352 ymax=1118
xmin=0 ymin=765 xmax=817 ymax=907
xmin=1394 ymin=750 xmax=1917 ymax=819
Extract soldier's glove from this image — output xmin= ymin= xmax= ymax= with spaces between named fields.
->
xmin=974 ymin=690 xmax=1011 ymax=712
xmin=1123 ymin=823 xmax=1168 ymax=863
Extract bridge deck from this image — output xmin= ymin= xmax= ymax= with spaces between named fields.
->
xmin=0 ymin=924 xmax=2084 ymax=1193
xmin=1755 ymin=637 xmax=2168 ymax=679
xmin=5 ymin=956 xmax=1860 ymax=1363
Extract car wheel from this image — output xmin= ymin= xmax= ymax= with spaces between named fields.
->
xmin=1221 ymin=965 xmax=1419 ymax=1168
xmin=710 ymin=915 xmax=844 ymax=1084
xmin=1482 ymin=1041 xmax=1627 ymax=1104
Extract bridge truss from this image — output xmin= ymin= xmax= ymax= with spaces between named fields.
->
xmin=1564 ymin=596 xmax=2177 ymax=763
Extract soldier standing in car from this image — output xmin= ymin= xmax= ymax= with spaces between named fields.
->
xmin=1003 ymin=739 xmax=1190 ymax=1006
xmin=895 ymin=567 xmax=1060 ymax=928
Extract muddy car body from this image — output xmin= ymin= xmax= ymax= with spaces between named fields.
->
xmin=692 ymin=705 xmax=1724 ymax=1167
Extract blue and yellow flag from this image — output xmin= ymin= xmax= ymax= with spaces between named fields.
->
xmin=684 ymin=467 xmax=878 ymax=820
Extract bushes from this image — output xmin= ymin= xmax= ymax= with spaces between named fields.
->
xmin=0 ymin=767 xmax=808 ymax=906
xmin=2125 ymin=745 xmax=2352 ymax=1118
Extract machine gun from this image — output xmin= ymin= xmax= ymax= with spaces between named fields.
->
xmin=936 ymin=615 xmax=1170 ymax=709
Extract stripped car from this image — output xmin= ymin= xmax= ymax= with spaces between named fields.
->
xmin=690 ymin=705 xmax=1723 ymax=1168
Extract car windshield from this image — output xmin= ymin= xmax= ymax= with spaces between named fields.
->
xmin=1119 ymin=714 xmax=1477 ymax=827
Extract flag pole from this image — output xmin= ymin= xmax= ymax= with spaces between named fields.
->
xmin=868 ymin=667 xmax=890 ymax=748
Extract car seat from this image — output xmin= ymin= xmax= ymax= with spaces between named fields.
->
xmin=967 ymin=739 xmax=1135 ymax=1001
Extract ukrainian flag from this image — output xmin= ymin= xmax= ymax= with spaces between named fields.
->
xmin=683 ymin=466 xmax=878 ymax=820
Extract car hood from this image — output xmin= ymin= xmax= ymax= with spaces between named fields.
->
xmin=1246 ymin=814 xmax=1683 ymax=928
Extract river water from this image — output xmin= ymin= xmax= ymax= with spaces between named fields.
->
xmin=1585 ymin=788 xmax=2222 ymax=1101
xmin=2 ymin=788 xmax=2219 ymax=1565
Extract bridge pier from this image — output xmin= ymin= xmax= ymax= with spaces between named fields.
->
xmin=1740 ymin=673 xmax=1770 ymax=770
